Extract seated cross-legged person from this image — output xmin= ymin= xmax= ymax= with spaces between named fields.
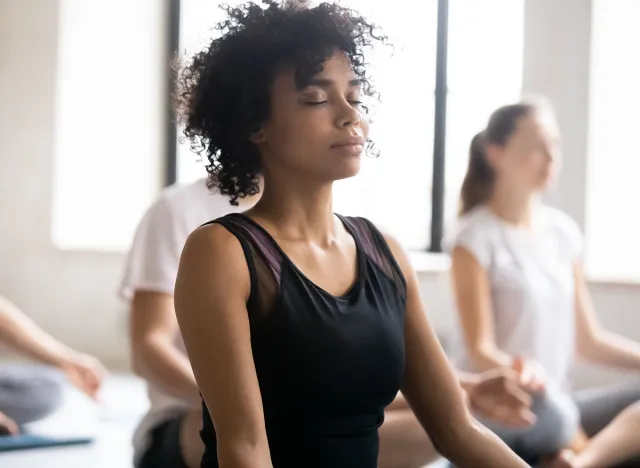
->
xmin=449 ymin=101 xmax=640 ymax=467
xmin=123 ymin=177 xmax=545 ymax=468
xmin=0 ymin=296 xmax=106 ymax=435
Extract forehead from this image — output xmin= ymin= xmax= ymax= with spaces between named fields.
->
xmin=314 ymin=51 xmax=355 ymax=79
xmin=271 ymin=50 xmax=357 ymax=94
xmin=515 ymin=111 xmax=560 ymax=141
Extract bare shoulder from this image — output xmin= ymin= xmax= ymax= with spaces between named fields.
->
xmin=182 ymin=220 xmax=252 ymax=263
xmin=182 ymin=221 xmax=242 ymax=259
xmin=177 ymin=222 xmax=251 ymax=303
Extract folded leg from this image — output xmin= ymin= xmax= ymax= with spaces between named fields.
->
xmin=574 ymin=381 xmax=640 ymax=468
xmin=0 ymin=364 xmax=64 ymax=426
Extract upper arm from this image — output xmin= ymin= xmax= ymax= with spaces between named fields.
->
xmin=174 ymin=224 xmax=267 ymax=448
xmin=550 ymin=211 xmax=600 ymax=350
xmin=573 ymin=262 xmax=603 ymax=352
xmin=130 ymin=291 xmax=177 ymax=348
xmin=120 ymin=198 xmax=182 ymax=301
xmin=450 ymin=245 xmax=497 ymax=356
xmin=382 ymin=232 xmax=473 ymax=445
xmin=124 ymin=199 xmax=184 ymax=349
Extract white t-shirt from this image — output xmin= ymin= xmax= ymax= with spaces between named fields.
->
xmin=120 ymin=178 xmax=244 ymax=465
xmin=446 ymin=204 xmax=583 ymax=390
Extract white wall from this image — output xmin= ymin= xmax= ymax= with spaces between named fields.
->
xmin=0 ymin=0 xmax=138 ymax=367
xmin=424 ymin=0 xmax=640 ymax=390
xmin=1 ymin=0 xmax=639 ymax=388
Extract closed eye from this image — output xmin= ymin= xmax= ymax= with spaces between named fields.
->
xmin=303 ymin=100 xmax=366 ymax=110
xmin=304 ymin=101 xmax=328 ymax=106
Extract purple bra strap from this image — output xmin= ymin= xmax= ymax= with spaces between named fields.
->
xmin=222 ymin=214 xmax=284 ymax=282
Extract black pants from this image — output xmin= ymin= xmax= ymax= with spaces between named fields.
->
xmin=138 ymin=413 xmax=189 ymax=468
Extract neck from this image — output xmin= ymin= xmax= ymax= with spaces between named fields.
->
xmin=252 ymin=169 xmax=337 ymax=245
xmin=487 ymin=184 xmax=538 ymax=227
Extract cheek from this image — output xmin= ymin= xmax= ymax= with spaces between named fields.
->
xmin=288 ymin=117 xmax=328 ymax=150
xmin=269 ymin=110 xmax=315 ymax=145
xmin=520 ymin=151 xmax=546 ymax=171
xmin=501 ymin=153 xmax=539 ymax=181
xmin=268 ymin=112 xmax=332 ymax=161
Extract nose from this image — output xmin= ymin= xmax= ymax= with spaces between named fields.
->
xmin=546 ymin=147 xmax=559 ymax=162
xmin=334 ymin=99 xmax=360 ymax=129
xmin=545 ymin=139 xmax=561 ymax=162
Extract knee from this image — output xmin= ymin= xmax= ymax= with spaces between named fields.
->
xmin=378 ymin=409 xmax=438 ymax=468
xmin=0 ymin=366 xmax=64 ymax=425
xmin=524 ymin=386 xmax=580 ymax=454
xmin=28 ymin=373 xmax=64 ymax=420
xmin=623 ymin=401 xmax=640 ymax=424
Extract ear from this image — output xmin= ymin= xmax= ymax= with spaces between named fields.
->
xmin=249 ymin=128 xmax=266 ymax=144
xmin=484 ymin=143 xmax=502 ymax=168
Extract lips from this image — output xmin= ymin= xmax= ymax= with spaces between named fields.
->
xmin=331 ymin=136 xmax=365 ymax=148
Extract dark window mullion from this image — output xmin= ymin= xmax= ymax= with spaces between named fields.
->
xmin=164 ymin=0 xmax=181 ymax=187
xmin=168 ymin=0 xmax=450 ymax=251
xmin=429 ymin=0 xmax=449 ymax=253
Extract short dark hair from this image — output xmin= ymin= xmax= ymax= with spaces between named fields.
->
xmin=177 ymin=1 xmax=386 ymax=205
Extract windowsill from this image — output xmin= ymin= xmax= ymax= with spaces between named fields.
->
xmin=51 ymin=243 xmax=640 ymax=286
xmin=54 ymin=243 xmax=452 ymax=272
xmin=406 ymin=252 xmax=640 ymax=284
xmin=52 ymin=243 xmax=130 ymax=256
xmin=408 ymin=251 xmax=451 ymax=274
xmin=584 ymin=274 xmax=640 ymax=287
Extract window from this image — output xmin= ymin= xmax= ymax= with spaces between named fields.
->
xmin=52 ymin=0 xmax=165 ymax=251
xmin=174 ymin=0 xmax=223 ymax=185
xmin=585 ymin=0 xmax=640 ymax=283
xmin=444 ymin=1 xmax=525 ymax=225
xmin=173 ymin=0 xmax=524 ymax=251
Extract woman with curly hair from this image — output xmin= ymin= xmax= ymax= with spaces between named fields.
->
xmin=173 ymin=2 xmax=530 ymax=467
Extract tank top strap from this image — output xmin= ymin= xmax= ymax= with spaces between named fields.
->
xmin=203 ymin=214 xmax=285 ymax=317
xmin=208 ymin=213 xmax=285 ymax=283
xmin=337 ymin=215 xmax=407 ymax=300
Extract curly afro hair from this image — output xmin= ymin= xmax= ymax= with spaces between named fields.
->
xmin=177 ymin=0 xmax=386 ymax=205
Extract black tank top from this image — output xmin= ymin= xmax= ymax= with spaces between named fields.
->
xmin=199 ymin=213 xmax=407 ymax=468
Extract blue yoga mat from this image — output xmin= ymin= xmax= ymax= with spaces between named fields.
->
xmin=0 ymin=433 xmax=94 ymax=452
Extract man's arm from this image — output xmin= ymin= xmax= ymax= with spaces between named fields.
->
xmin=129 ymin=290 xmax=201 ymax=406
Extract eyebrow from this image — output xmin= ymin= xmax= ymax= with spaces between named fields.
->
xmin=306 ymin=78 xmax=362 ymax=88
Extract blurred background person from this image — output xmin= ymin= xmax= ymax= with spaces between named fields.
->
xmin=449 ymin=101 xmax=640 ymax=467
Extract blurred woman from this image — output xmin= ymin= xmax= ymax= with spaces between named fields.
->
xmin=448 ymin=101 xmax=640 ymax=467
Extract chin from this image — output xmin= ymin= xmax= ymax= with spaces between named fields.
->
xmin=329 ymin=161 xmax=361 ymax=182
xmin=315 ymin=153 xmax=361 ymax=181
xmin=537 ymin=176 xmax=556 ymax=191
